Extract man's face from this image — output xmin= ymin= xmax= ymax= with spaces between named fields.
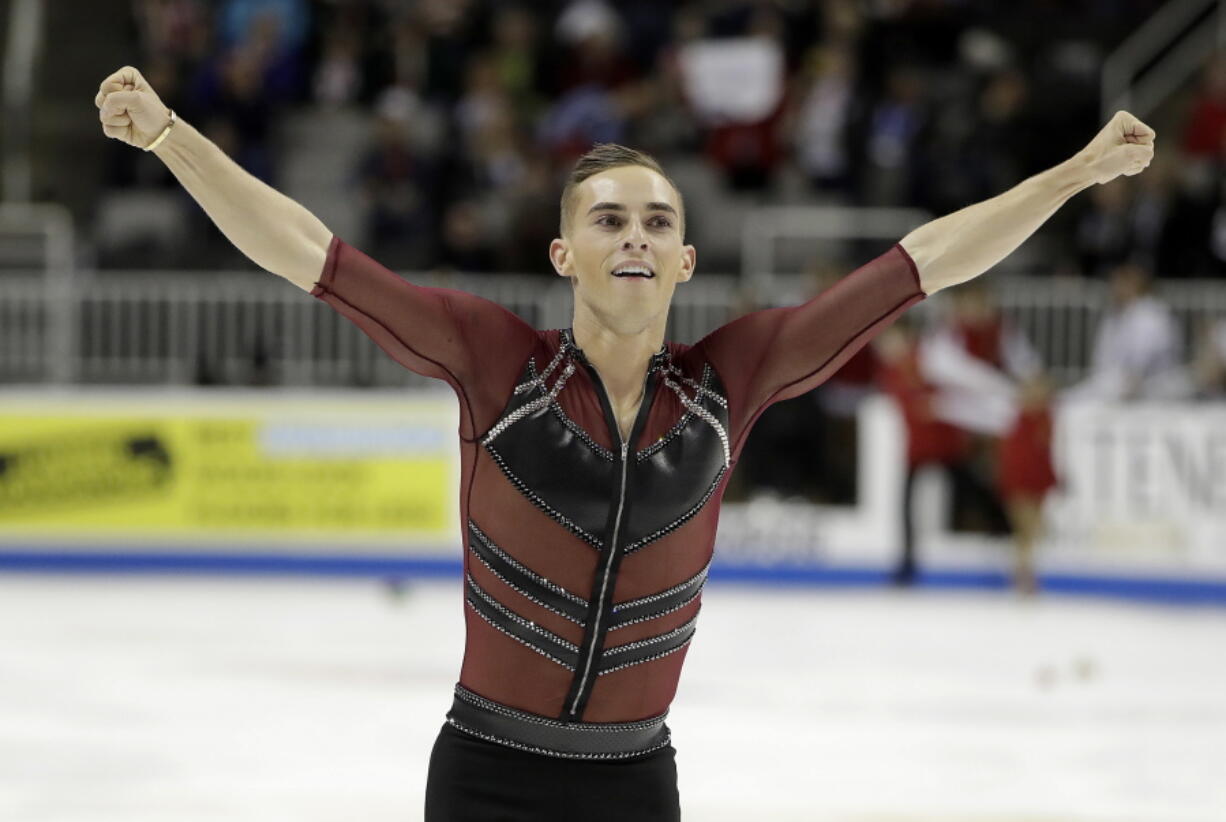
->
xmin=550 ymin=165 xmax=696 ymax=334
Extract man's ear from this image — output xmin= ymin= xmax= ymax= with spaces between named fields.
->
xmin=549 ymin=237 xmax=570 ymax=278
xmin=677 ymin=244 xmax=697 ymax=283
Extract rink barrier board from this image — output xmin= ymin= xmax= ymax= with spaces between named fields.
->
xmin=1 ymin=550 xmax=1224 ymax=606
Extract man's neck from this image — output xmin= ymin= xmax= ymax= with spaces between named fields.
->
xmin=570 ymin=316 xmax=665 ymax=405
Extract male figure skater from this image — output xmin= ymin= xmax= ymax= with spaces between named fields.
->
xmin=96 ymin=65 xmax=1153 ymax=821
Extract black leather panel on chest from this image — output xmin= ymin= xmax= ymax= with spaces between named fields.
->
xmin=483 ymin=354 xmax=730 ymax=555
xmin=622 ymin=365 xmax=729 ymax=552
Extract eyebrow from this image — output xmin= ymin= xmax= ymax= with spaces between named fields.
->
xmin=587 ymin=201 xmax=678 ymax=217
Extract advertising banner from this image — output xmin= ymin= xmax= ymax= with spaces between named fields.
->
xmin=0 ymin=391 xmax=460 ymax=552
xmin=3 ymin=391 xmax=1223 ymax=593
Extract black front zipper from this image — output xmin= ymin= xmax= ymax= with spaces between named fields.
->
xmin=562 ymin=352 xmax=660 ymax=721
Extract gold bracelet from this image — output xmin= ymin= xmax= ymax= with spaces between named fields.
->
xmin=143 ymin=109 xmax=177 ymax=152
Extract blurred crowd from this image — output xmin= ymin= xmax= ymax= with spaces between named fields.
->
xmin=103 ymin=0 xmax=1225 ymax=280
xmin=97 ymin=1 xmax=1226 ymax=556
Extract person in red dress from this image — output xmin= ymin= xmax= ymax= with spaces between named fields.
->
xmin=920 ymin=283 xmax=1058 ymax=593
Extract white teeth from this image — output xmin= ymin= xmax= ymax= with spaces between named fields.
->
xmin=613 ymin=266 xmax=653 ymax=278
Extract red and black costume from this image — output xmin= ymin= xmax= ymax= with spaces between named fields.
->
xmin=311 ymin=235 xmax=924 ymax=810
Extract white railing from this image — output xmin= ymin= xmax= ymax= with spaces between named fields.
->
xmin=1101 ymin=0 xmax=1226 ymax=119
xmin=0 ymin=203 xmax=78 ymax=382
xmin=741 ymin=206 xmax=932 ymax=294
xmin=4 ymin=268 xmax=1226 ymax=388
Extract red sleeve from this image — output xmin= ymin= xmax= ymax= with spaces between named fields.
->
xmin=694 ymin=243 xmax=925 ymax=460
xmin=311 ymin=236 xmax=539 ymax=436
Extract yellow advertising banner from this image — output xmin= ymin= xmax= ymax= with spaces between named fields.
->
xmin=0 ymin=392 xmax=460 ymax=548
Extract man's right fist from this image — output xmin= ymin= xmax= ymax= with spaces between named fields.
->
xmin=95 ymin=66 xmax=172 ymax=150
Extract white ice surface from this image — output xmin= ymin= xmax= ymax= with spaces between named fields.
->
xmin=1 ymin=577 xmax=1224 ymax=822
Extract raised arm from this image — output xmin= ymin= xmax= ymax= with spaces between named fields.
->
xmin=95 ymin=65 xmax=540 ymax=435
xmin=95 ymin=66 xmax=330 ymax=291
xmin=900 ymin=111 xmax=1156 ymax=294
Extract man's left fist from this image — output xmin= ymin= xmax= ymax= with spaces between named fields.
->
xmin=1077 ymin=110 xmax=1156 ymax=185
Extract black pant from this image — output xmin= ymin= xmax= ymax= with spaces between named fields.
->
xmin=425 ymin=723 xmax=682 ymax=821
xmin=895 ymin=460 xmax=1011 ymax=584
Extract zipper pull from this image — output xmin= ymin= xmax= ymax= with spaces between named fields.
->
xmin=621 ymin=442 xmax=628 ymax=461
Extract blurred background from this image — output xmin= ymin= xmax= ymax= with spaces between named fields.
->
xmin=2 ymin=1 xmax=1226 ymax=820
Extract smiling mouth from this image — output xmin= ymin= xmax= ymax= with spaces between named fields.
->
xmin=611 ymin=265 xmax=656 ymax=279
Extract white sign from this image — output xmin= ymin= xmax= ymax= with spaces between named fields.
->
xmin=678 ymin=38 xmax=784 ymax=125
xmin=1049 ymin=402 xmax=1226 ymax=567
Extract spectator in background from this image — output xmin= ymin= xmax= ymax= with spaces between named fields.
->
xmin=1074 ymin=179 xmax=1135 ymax=277
xmin=1212 ymin=132 xmax=1226 ymax=275
xmin=1191 ymin=316 xmax=1226 ymax=399
xmin=437 ymin=200 xmax=498 ymax=273
xmin=638 ymin=5 xmax=705 ymax=155
xmin=489 ymin=4 xmax=547 ymax=118
xmin=918 ymin=282 xmax=1055 ymax=594
xmin=1182 ymin=53 xmax=1226 ymax=161
xmin=875 ymin=319 xmax=1013 ymax=589
xmin=218 ymin=0 xmax=307 ymax=55
xmin=1066 ymin=262 xmax=1188 ymax=401
xmin=997 ymin=375 xmax=1057 ymax=594
xmin=962 ymin=68 xmax=1041 ymax=202
xmin=919 ymin=281 xmax=1043 ymax=435
xmin=1129 ymin=153 xmax=1179 ymax=276
xmin=103 ymin=2 xmax=1212 ymax=280
xmin=132 ymin=0 xmax=212 ymax=66
xmin=538 ymin=4 xmax=632 ymax=163
xmin=313 ymin=26 xmax=364 ymax=107
xmin=356 ymin=88 xmax=437 ymax=269
xmin=674 ymin=6 xmax=788 ymax=191
xmin=455 ymin=53 xmax=513 ymax=154
xmin=860 ymin=65 xmax=929 ymax=206
xmin=215 ymin=0 xmax=309 ymax=103
xmin=792 ymin=44 xmax=858 ymax=196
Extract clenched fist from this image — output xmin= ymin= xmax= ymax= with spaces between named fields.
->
xmin=95 ymin=66 xmax=172 ymax=150
xmin=1077 ymin=110 xmax=1156 ymax=185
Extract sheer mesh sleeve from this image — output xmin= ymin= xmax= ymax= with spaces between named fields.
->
xmin=311 ymin=236 xmax=539 ymax=438
xmin=693 ymin=243 xmax=925 ymax=460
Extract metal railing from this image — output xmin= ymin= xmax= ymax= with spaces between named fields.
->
xmin=4 ymin=267 xmax=1226 ymax=389
xmin=0 ymin=203 xmax=78 ymax=382
xmin=740 ymin=205 xmax=932 ymax=295
xmin=1101 ymin=0 xmax=1226 ymax=119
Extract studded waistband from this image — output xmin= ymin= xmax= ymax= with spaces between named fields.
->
xmin=445 ymin=684 xmax=671 ymax=760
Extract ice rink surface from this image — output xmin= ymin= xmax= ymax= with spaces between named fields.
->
xmin=1 ymin=575 xmax=1224 ymax=822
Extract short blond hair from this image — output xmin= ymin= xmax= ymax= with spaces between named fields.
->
xmin=559 ymin=143 xmax=685 ymax=237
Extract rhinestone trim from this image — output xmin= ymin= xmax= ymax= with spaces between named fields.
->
xmin=468 ymin=520 xmax=588 ymax=606
xmin=663 ymin=375 xmax=731 ymax=467
xmin=550 ymin=401 xmax=616 ymax=462
xmin=465 ymin=577 xmax=578 ymax=671
xmin=597 ymin=638 xmax=696 ymax=677
xmin=467 ymin=521 xmax=588 ymax=626
xmin=453 ymin=684 xmax=666 ymax=733
xmin=463 ymin=598 xmax=576 ymax=671
xmin=609 ymin=562 xmax=710 ymax=630
xmin=481 ymin=360 xmax=577 ymax=447
xmin=513 ymin=345 xmax=567 ymax=396
xmin=608 ymin=587 xmax=704 ymax=630
xmin=524 ymin=357 xmax=615 ymax=462
xmin=467 ymin=573 xmax=580 ymax=653
xmin=667 ymin=362 xmax=728 ymax=408
xmin=446 ymin=718 xmax=673 ymax=761
xmin=636 ymin=363 xmax=714 ymax=461
xmin=613 ymin=561 xmax=710 ymax=611
xmin=602 ymin=612 xmax=699 ymax=658
xmin=468 ymin=545 xmax=588 ymax=627
xmin=483 ymin=444 xmax=604 ymax=550
xmin=621 ymin=463 xmax=728 ymax=554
